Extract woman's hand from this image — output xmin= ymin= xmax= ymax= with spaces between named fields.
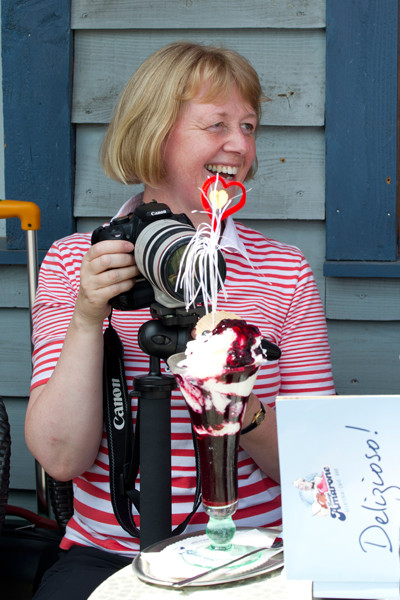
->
xmin=76 ymin=240 xmax=138 ymax=325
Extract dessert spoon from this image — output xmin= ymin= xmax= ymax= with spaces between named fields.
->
xmin=171 ymin=548 xmax=284 ymax=587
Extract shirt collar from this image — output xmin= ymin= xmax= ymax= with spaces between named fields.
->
xmin=220 ymin=216 xmax=246 ymax=255
xmin=113 ymin=193 xmax=144 ymax=219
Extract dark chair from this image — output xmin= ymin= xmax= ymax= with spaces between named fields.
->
xmin=0 ymin=397 xmax=11 ymax=535
xmin=48 ymin=477 xmax=74 ymax=530
xmin=0 ymin=397 xmax=74 ymax=599
xmin=0 ymin=200 xmax=74 ymax=596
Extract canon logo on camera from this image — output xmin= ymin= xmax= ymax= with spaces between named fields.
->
xmin=111 ymin=378 xmax=125 ymax=430
xmin=150 ymin=210 xmax=168 ymax=216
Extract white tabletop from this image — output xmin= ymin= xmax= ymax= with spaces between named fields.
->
xmin=88 ymin=564 xmax=312 ymax=600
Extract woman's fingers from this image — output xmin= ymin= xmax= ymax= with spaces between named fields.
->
xmin=87 ymin=240 xmax=135 ymax=270
xmin=76 ymin=240 xmax=138 ymax=322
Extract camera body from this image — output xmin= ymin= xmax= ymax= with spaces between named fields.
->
xmin=92 ymin=201 xmax=192 ymax=247
xmin=91 ymin=200 xmax=226 ymax=311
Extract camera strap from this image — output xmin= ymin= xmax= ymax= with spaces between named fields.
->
xmin=103 ymin=319 xmax=141 ymax=537
xmin=103 ymin=315 xmax=202 ymax=539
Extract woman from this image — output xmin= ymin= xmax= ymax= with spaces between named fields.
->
xmin=26 ymin=41 xmax=335 ymax=598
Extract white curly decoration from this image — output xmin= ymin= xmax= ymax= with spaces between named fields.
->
xmin=176 ymin=174 xmax=247 ymax=314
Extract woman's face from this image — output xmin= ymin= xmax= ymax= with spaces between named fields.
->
xmin=155 ymin=85 xmax=257 ymax=222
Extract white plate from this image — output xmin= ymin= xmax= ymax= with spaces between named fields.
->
xmin=132 ymin=527 xmax=284 ymax=588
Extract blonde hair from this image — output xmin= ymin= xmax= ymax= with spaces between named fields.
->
xmin=101 ymin=41 xmax=263 ymax=186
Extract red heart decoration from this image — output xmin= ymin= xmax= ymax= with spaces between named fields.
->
xmin=201 ymin=176 xmax=246 ymax=222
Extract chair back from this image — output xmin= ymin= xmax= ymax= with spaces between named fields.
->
xmin=0 ymin=398 xmax=11 ymax=535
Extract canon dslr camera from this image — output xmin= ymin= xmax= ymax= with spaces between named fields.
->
xmin=91 ymin=200 xmax=226 ymax=311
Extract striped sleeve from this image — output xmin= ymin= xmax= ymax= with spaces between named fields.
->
xmin=31 ymin=233 xmax=91 ymax=389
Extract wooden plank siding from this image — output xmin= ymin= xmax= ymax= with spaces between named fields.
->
xmin=326 ymin=279 xmax=400 ymax=322
xmin=3 ymin=396 xmax=36 ymax=490
xmin=74 ymin=125 xmax=326 ymax=221
xmin=0 ymin=265 xmax=30 ymax=308
xmin=72 ymin=29 xmax=325 ymax=126
xmin=71 ymin=0 xmax=326 ymax=30
xmin=328 ymin=321 xmax=400 ymax=395
xmin=0 ymin=308 xmax=32 ymax=397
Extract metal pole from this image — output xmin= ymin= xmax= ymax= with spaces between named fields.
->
xmin=25 ymin=229 xmax=38 ymax=331
xmin=26 ymin=228 xmax=51 ymax=516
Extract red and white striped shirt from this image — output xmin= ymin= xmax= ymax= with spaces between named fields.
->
xmin=31 ymin=213 xmax=335 ymax=557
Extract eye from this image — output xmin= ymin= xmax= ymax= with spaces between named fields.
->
xmin=208 ymin=121 xmax=225 ymax=131
xmin=242 ymin=122 xmax=256 ymax=135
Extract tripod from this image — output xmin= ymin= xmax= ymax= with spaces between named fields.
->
xmin=131 ymin=302 xmax=205 ymax=550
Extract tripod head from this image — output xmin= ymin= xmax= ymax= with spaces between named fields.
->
xmin=137 ymin=302 xmax=206 ymax=361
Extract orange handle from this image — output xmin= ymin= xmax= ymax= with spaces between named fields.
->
xmin=0 ymin=199 xmax=41 ymax=230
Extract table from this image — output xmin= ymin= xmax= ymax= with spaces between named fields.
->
xmin=87 ymin=564 xmax=312 ymax=600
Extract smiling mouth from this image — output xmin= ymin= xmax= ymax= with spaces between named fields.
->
xmin=205 ymin=164 xmax=238 ymax=180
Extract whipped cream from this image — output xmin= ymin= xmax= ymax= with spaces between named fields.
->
xmin=178 ymin=318 xmax=266 ymax=379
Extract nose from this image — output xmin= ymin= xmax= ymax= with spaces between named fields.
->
xmin=223 ymin=127 xmax=254 ymax=156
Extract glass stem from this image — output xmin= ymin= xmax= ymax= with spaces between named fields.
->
xmin=206 ymin=514 xmax=236 ymax=550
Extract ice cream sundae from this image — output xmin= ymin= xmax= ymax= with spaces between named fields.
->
xmin=168 ymin=312 xmax=280 ymax=511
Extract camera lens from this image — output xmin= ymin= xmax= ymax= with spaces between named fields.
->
xmin=134 ymin=220 xmax=225 ymax=308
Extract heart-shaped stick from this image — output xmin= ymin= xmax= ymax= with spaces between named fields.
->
xmin=201 ymin=175 xmax=246 ymax=230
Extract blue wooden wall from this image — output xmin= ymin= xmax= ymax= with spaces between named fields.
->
xmin=325 ymin=0 xmax=399 ymax=270
xmin=1 ymin=0 xmax=75 ymax=259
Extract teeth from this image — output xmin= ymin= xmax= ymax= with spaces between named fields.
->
xmin=206 ymin=164 xmax=238 ymax=176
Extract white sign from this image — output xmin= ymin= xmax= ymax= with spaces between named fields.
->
xmin=276 ymin=395 xmax=400 ymax=599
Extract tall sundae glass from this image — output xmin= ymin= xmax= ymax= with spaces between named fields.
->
xmin=167 ymin=315 xmax=275 ymax=569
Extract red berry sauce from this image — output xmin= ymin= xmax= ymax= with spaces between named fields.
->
xmin=212 ymin=319 xmax=262 ymax=368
